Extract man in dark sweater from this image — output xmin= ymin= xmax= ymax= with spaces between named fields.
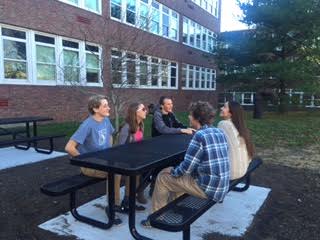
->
xmin=151 ymin=96 xmax=194 ymax=137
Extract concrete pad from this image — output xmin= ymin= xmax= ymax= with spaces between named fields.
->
xmin=0 ymin=147 xmax=67 ymax=170
xmin=39 ymin=185 xmax=270 ymax=240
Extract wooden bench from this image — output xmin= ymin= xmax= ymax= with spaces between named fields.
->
xmin=149 ymin=157 xmax=263 ymax=240
xmin=40 ymin=174 xmax=123 ymax=229
xmin=0 ymin=134 xmax=65 ymax=154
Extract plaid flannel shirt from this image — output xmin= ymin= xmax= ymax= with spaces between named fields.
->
xmin=171 ymin=125 xmax=230 ymax=202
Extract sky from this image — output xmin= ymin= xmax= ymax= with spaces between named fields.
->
xmin=221 ymin=0 xmax=249 ymax=32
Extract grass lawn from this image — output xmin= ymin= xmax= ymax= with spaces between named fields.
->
xmin=38 ymin=110 xmax=320 ymax=150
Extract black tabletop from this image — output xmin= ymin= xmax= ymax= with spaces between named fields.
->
xmin=0 ymin=116 xmax=53 ymax=125
xmin=70 ymin=134 xmax=193 ymax=175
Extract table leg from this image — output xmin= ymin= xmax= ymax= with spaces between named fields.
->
xmin=14 ymin=122 xmax=31 ymax=150
xmin=33 ymin=121 xmax=38 ymax=149
xmin=129 ymin=175 xmax=153 ymax=240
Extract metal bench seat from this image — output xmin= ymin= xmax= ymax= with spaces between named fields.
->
xmin=149 ymin=157 xmax=263 ymax=240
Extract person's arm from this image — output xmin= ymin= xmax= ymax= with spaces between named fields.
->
xmin=65 ymin=139 xmax=80 ymax=157
xmin=153 ymin=111 xmax=182 ymax=134
xmin=118 ymin=124 xmax=130 ymax=145
xmin=171 ymin=133 xmax=203 ymax=177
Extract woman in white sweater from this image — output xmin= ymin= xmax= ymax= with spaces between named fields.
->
xmin=218 ymin=101 xmax=255 ymax=180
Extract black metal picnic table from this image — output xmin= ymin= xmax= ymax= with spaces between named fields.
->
xmin=0 ymin=116 xmax=53 ymax=138
xmin=70 ymin=134 xmax=193 ymax=240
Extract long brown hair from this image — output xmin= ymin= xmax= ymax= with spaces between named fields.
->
xmin=228 ymin=101 xmax=255 ymax=158
xmin=125 ymin=102 xmax=144 ymax=134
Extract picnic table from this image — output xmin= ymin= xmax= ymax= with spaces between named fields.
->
xmin=0 ymin=116 xmax=65 ymax=154
xmin=70 ymin=134 xmax=192 ymax=240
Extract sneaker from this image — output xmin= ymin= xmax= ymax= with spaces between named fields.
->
xmin=136 ymin=192 xmax=148 ymax=204
xmin=141 ymin=218 xmax=152 ymax=228
xmin=121 ymin=198 xmax=146 ymax=212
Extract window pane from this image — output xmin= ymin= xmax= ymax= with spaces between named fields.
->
xmin=127 ymin=60 xmax=136 ymax=84
xmin=139 ymin=3 xmax=148 ymax=29
xmin=62 ymin=40 xmax=79 ymax=49
xmin=37 ymin=64 xmax=55 ymax=80
xmin=35 ymin=34 xmax=55 ymax=44
xmin=151 ymin=63 xmax=158 ymax=86
xmin=36 ymin=45 xmax=55 ymax=64
xmin=170 ymin=66 xmax=176 ymax=87
xmin=63 ymin=50 xmax=79 ymax=66
xmin=4 ymin=61 xmax=27 ymax=79
xmin=111 ymin=56 xmax=122 ymax=84
xmin=64 ymin=66 xmax=80 ymax=82
xmin=87 ymin=68 xmax=99 ymax=83
xmin=160 ymin=61 xmax=168 ymax=86
xmin=85 ymin=0 xmax=100 ymax=12
xmin=183 ymin=18 xmax=188 ymax=43
xmin=139 ymin=61 xmax=148 ymax=85
xmin=2 ymin=28 xmax=26 ymax=39
xmin=3 ymin=40 xmax=26 ymax=60
xmin=86 ymin=53 xmax=99 ymax=69
xmin=111 ymin=3 xmax=121 ymax=19
xmin=86 ymin=44 xmax=99 ymax=52
xmin=181 ymin=64 xmax=187 ymax=87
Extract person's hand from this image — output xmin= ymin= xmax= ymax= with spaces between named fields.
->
xmin=181 ymin=128 xmax=195 ymax=135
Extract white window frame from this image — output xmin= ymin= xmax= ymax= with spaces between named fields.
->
xmin=110 ymin=0 xmax=179 ymax=42
xmin=0 ymin=25 xmax=31 ymax=85
xmin=182 ymin=16 xmax=217 ymax=54
xmin=85 ymin=43 xmax=102 ymax=87
xmin=191 ymin=0 xmax=219 ymax=18
xmin=33 ymin=32 xmax=57 ymax=85
xmin=182 ymin=63 xmax=216 ymax=91
xmin=59 ymin=0 xmax=102 ymax=15
xmin=111 ymin=48 xmax=178 ymax=89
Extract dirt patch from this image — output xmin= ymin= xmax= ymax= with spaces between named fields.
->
xmin=257 ymin=144 xmax=320 ymax=171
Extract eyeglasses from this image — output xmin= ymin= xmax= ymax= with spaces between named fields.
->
xmin=137 ymin=107 xmax=147 ymax=112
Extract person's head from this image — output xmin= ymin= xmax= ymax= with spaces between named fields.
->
xmin=159 ymin=96 xmax=173 ymax=114
xmin=188 ymin=101 xmax=216 ymax=130
xmin=125 ymin=102 xmax=147 ymax=133
xmin=221 ymin=101 xmax=255 ymax=157
xmin=88 ymin=95 xmax=110 ymax=118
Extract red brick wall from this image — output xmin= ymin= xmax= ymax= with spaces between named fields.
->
xmin=0 ymin=0 xmax=220 ymax=122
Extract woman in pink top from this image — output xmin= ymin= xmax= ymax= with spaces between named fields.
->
xmin=117 ymin=102 xmax=148 ymax=212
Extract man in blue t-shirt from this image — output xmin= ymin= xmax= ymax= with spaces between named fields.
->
xmin=65 ymin=95 xmax=121 ymax=207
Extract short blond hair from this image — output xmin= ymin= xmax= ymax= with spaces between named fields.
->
xmin=88 ymin=95 xmax=107 ymax=115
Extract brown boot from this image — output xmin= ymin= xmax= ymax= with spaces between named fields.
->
xmin=136 ymin=191 xmax=148 ymax=204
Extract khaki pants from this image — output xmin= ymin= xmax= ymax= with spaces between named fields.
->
xmin=81 ymin=167 xmax=122 ymax=206
xmin=152 ymin=167 xmax=207 ymax=213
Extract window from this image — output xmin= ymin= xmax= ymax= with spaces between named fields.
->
xmin=181 ymin=64 xmax=187 ymax=88
xmin=2 ymin=28 xmax=27 ymax=80
xmin=162 ymin=7 xmax=169 ymax=37
xmin=183 ymin=18 xmax=188 ymax=44
xmin=35 ymin=34 xmax=56 ymax=81
xmin=0 ymin=25 xmax=102 ymax=86
xmin=151 ymin=58 xmax=159 ymax=86
xmin=111 ymin=50 xmax=122 ymax=84
xmin=110 ymin=0 xmax=179 ymax=42
xmin=170 ymin=11 xmax=178 ymax=40
xmin=150 ymin=3 xmax=160 ymax=34
xmin=182 ymin=16 xmax=217 ymax=53
xmin=139 ymin=0 xmax=149 ymax=30
xmin=111 ymin=49 xmax=178 ymax=89
xmin=170 ymin=62 xmax=177 ymax=87
xmin=111 ymin=0 xmax=122 ymax=19
xmin=182 ymin=63 xmax=216 ymax=90
xmin=191 ymin=0 xmax=219 ymax=18
xmin=139 ymin=55 xmax=148 ymax=85
xmin=62 ymin=40 xmax=80 ymax=83
xmin=126 ymin=52 xmax=136 ymax=84
xmin=59 ymin=0 xmax=101 ymax=14
xmin=160 ymin=60 xmax=169 ymax=86
xmin=126 ymin=0 xmax=136 ymax=25
xmin=85 ymin=44 xmax=100 ymax=83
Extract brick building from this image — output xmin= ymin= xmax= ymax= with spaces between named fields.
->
xmin=0 ymin=0 xmax=221 ymax=121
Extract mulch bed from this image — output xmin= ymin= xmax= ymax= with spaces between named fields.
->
xmin=0 ymin=139 xmax=319 ymax=240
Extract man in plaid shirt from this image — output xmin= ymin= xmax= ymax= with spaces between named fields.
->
xmin=142 ymin=101 xmax=230 ymax=227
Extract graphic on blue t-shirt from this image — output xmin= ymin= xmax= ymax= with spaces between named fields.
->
xmin=98 ymin=128 xmax=107 ymax=146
